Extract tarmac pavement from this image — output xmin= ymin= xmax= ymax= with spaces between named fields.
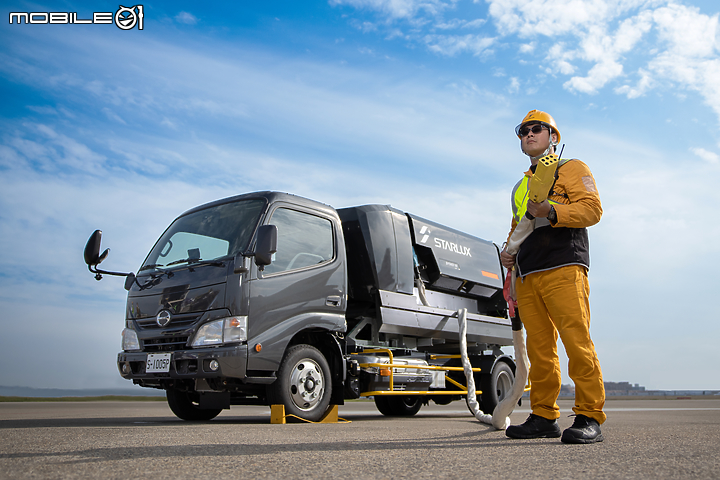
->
xmin=1 ymin=397 xmax=719 ymax=479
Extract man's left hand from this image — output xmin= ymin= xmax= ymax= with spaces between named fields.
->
xmin=527 ymin=200 xmax=551 ymax=218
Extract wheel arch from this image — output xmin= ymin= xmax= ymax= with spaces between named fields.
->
xmin=493 ymin=354 xmax=517 ymax=375
xmin=472 ymin=353 xmax=516 ymax=376
xmin=287 ymin=329 xmax=346 ymax=406
xmin=246 ymin=311 xmax=345 ymax=372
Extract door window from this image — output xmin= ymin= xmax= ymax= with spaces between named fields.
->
xmin=263 ymin=208 xmax=334 ymax=275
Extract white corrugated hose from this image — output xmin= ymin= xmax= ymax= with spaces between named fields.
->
xmin=457 ymin=307 xmax=495 ymax=426
xmin=457 ymin=307 xmax=529 ymax=430
xmin=418 ymin=274 xmax=528 ymax=430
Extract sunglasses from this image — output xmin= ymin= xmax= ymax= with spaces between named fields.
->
xmin=518 ymin=124 xmax=547 ymax=137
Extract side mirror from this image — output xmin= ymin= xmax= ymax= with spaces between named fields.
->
xmin=84 ymin=230 xmax=109 ymax=266
xmin=254 ymin=225 xmax=278 ymax=267
xmin=84 ymin=230 xmax=133 ymax=283
xmin=124 ymin=272 xmax=136 ymax=291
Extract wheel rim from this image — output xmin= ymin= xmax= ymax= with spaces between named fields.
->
xmin=288 ymin=358 xmax=325 ymax=411
xmin=401 ymin=397 xmax=418 ymax=408
xmin=496 ymin=370 xmax=513 ymax=401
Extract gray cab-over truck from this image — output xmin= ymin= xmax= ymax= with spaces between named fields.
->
xmin=84 ymin=191 xmax=516 ymax=421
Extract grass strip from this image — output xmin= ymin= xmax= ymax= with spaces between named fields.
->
xmin=0 ymin=395 xmax=165 ymax=402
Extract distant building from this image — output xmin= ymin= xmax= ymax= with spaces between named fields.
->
xmin=604 ymin=382 xmax=646 ymax=396
xmin=523 ymin=381 xmax=718 ymax=399
xmin=559 ymin=384 xmax=575 ymax=397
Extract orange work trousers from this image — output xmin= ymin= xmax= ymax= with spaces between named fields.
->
xmin=515 ymin=264 xmax=606 ymax=424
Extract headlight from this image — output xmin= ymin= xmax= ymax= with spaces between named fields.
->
xmin=191 ymin=316 xmax=247 ymax=347
xmin=122 ymin=328 xmax=140 ymax=351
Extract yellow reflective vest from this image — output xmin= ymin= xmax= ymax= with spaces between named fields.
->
xmin=507 ymin=159 xmax=603 ymax=278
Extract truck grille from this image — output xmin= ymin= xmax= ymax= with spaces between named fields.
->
xmin=143 ymin=336 xmax=190 ymax=352
xmin=136 ymin=312 xmax=201 ymax=330
xmin=135 ymin=312 xmax=204 ymax=352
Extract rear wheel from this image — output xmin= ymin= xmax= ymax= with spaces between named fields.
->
xmin=374 ymin=395 xmax=423 ymax=416
xmin=480 ymin=362 xmax=514 ymax=413
xmin=269 ymin=344 xmax=332 ymax=422
xmin=166 ymin=389 xmax=222 ymax=421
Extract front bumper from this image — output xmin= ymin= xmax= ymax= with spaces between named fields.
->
xmin=117 ymin=344 xmax=248 ymax=380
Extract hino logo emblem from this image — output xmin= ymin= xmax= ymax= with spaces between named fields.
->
xmin=156 ymin=310 xmax=172 ymax=327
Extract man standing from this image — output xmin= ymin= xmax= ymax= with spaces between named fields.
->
xmin=500 ymin=110 xmax=606 ymax=444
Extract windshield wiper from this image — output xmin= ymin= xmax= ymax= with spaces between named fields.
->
xmin=165 ymin=258 xmax=227 ymax=268
xmin=139 ymin=263 xmax=164 ymax=272
xmin=137 ymin=264 xmax=174 ymax=281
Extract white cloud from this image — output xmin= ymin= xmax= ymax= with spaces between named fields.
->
xmin=361 ymin=20 xmax=378 ymax=32
xmin=435 ymin=17 xmax=486 ymax=29
xmin=335 ymin=0 xmax=720 ymax=123
xmin=486 ymin=0 xmax=720 ymax=118
xmin=486 ymin=0 xmax=624 ymax=37
xmin=7 ymin=123 xmax=107 ymax=174
xmin=434 ymin=18 xmax=465 ymax=29
xmin=652 ymin=3 xmax=718 ymax=58
xmin=462 ymin=18 xmax=486 ymax=29
xmin=564 ymin=59 xmax=624 ymax=94
xmin=160 ymin=117 xmax=177 ymax=129
xmin=646 ymin=5 xmax=720 ymax=118
xmin=690 ymin=146 xmax=720 ymax=164
xmin=102 ymin=107 xmax=127 ymax=125
xmin=546 ymin=43 xmax=577 ymax=75
xmin=175 ymin=11 xmax=198 ymax=25
xmin=423 ymin=33 xmax=495 ymax=56
xmin=519 ymin=41 xmax=535 ymax=54
xmin=330 ymin=0 xmax=457 ymax=21
xmin=561 ymin=12 xmax=653 ymax=94
xmin=27 ymin=105 xmax=62 ymax=116
xmin=615 ymin=68 xmax=653 ymax=98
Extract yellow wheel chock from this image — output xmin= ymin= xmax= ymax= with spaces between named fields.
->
xmin=270 ymin=404 xmax=350 ymax=424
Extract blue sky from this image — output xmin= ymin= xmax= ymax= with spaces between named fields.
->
xmin=1 ymin=0 xmax=718 ymax=391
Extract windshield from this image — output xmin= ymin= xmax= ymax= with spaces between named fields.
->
xmin=141 ymin=199 xmax=265 ymax=272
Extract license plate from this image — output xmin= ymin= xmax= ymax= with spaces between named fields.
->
xmin=146 ymin=353 xmax=171 ymax=373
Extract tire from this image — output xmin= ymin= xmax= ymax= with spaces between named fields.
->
xmin=430 ymin=395 xmax=454 ymax=406
xmin=374 ymin=395 xmax=423 ymax=416
xmin=480 ymin=362 xmax=515 ymax=414
xmin=269 ymin=344 xmax=332 ymax=422
xmin=166 ymin=389 xmax=222 ymax=421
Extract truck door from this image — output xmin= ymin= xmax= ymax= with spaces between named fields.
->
xmin=246 ymin=205 xmax=346 ymax=372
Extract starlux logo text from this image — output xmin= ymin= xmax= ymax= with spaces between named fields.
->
xmin=9 ymin=5 xmax=144 ymax=30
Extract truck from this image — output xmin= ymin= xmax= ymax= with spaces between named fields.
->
xmin=84 ymin=191 xmax=516 ymax=421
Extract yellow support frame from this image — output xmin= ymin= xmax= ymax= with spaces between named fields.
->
xmin=353 ymin=348 xmax=483 ymax=397
xmin=433 ymin=353 xmax=531 ymax=393
xmin=269 ymin=348 xmax=531 ymax=424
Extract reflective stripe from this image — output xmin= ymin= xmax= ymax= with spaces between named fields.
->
xmin=511 ymin=177 xmax=529 ymax=223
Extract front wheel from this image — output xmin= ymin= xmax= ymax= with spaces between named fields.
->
xmin=166 ymin=389 xmax=222 ymax=421
xmin=268 ymin=344 xmax=332 ymax=422
xmin=480 ymin=362 xmax=515 ymax=413
xmin=374 ymin=395 xmax=423 ymax=416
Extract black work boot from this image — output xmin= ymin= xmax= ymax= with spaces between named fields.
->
xmin=506 ymin=413 xmax=562 ymax=439
xmin=561 ymin=414 xmax=604 ymax=444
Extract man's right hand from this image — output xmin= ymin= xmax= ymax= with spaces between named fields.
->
xmin=500 ymin=249 xmax=516 ymax=269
